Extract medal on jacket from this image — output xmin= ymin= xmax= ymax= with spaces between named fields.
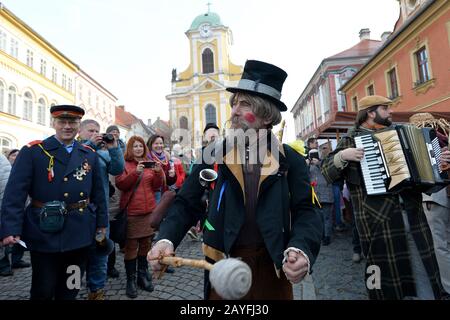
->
xmin=74 ymin=160 xmax=91 ymax=181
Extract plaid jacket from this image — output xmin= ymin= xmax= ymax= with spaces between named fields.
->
xmin=322 ymin=125 xmax=444 ymax=300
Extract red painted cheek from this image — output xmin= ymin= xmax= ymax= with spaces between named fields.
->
xmin=244 ymin=112 xmax=256 ymax=123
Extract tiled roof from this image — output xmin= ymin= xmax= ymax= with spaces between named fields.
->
xmin=326 ymin=39 xmax=382 ymax=60
xmin=115 ymin=107 xmax=137 ymax=128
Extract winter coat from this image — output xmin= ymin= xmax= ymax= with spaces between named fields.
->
xmin=321 ymin=125 xmax=444 ymax=300
xmin=0 ymin=154 xmax=11 ymax=208
xmin=0 ymin=136 xmax=108 ymax=252
xmin=173 ymin=157 xmax=186 ymax=189
xmin=115 ymin=160 xmax=163 ymax=215
xmin=82 ymin=140 xmax=124 ymax=213
xmin=157 ymin=136 xmax=323 ymax=298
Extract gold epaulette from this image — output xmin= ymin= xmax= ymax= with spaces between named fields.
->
xmin=26 ymin=140 xmax=43 ymax=148
xmin=82 ymin=144 xmax=96 ymax=153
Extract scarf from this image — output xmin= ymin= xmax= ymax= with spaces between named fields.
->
xmin=150 ymin=150 xmax=168 ymax=165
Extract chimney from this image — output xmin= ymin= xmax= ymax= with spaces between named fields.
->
xmin=148 ymin=119 xmax=152 ymax=126
xmin=359 ymin=28 xmax=371 ymax=41
xmin=381 ymin=31 xmax=392 ymax=42
xmin=118 ymin=105 xmax=125 ymax=110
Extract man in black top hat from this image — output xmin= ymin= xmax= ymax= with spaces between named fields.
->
xmin=149 ymin=60 xmax=322 ymax=299
xmin=1 ymin=105 xmax=108 ymax=300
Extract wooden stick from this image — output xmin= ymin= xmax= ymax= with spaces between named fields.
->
xmin=159 ymin=256 xmax=214 ymax=271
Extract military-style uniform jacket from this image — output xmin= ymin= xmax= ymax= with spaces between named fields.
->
xmin=0 ymin=135 xmax=108 ymax=253
xmin=321 ymin=125 xmax=444 ymax=300
xmin=158 ymin=135 xmax=322 ymax=295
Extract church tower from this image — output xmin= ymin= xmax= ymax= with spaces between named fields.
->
xmin=167 ymin=9 xmax=243 ymax=149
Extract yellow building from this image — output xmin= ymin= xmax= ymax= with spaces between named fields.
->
xmin=166 ymin=10 xmax=243 ymax=149
xmin=0 ymin=3 xmax=117 ymax=154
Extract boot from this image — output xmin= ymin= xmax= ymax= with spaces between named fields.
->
xmin=124 ymin=259 xmax=138 ymax=299
xmin=88 ymin=289 xmax=105 ymax=300
xmin=107 ymin=249 xmax=120 ymax=278
xmin=137 ymin=256 xmax=154 ymax=292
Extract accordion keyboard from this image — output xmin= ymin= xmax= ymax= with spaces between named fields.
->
xmin=355 ymin=134 xmax=388 ymax=195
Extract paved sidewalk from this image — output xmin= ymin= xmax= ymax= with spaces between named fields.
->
xmin=0 ymin=229 xmax=366 ymax=300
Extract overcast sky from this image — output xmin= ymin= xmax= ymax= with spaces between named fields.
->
xmin=2 ymin=0 xmax=400 ymax=140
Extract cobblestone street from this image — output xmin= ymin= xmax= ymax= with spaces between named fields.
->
xmin=0 ymin=229 xmax=367 ymax=300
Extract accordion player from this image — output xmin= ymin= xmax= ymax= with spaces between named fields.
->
xmin=354 ymin=125 xmax=450 ymax=195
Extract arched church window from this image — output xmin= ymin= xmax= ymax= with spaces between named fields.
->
xmin=202 ymin=48 xmax=214 ymax=74
xmin=205 ymin=104 xmax=217 ymax=125
xmin=180 ymin=116 xmax=188 ymax=130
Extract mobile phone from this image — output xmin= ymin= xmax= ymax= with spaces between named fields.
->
xmin=309 ymin=151 xmax=320 ymax=160
xmin=143 ymin=161 xmax=156 ymax=168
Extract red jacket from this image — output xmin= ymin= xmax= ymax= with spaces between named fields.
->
xmin=173 ymin=157 xmax=186 ymax=188
xmin=115 ymin=160 xmax=163 ymax=215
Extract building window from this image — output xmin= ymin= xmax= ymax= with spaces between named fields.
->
xmin=37 ymin=98 xmax=46 ymax=125
xmin=0 ymin=82 xmax=4 ymax=112
xmin=205 ymin=104 xmax=217 ymax=124
xmin=10 ymin=38 xmax=18 ymax=58
xmin=88 ymin=90 xmax=92 ymax=105
xmin=0 ymin=31 xmax=6 ymax=52
xmin=23 ymin=92 xmax=33 ymax=121
xmin=51 ymin=67 xmax=57 ymax=83
xmin=351 ymin=96 xmax=358 ymax=111
xmin=202 ymin=48 xmax=214 ymax=74
xmin=387 ymin=68 xmax=399 ymax=99
xmin=179 ymin=116 xmax=188 ymax=130
xmin=7 ymin=86 xmax=16 ymax=115
xmin=366 ymin=84 xmax=374 ymax=96
xmin=40 ymin=59 xmax=47 ymax=76
xmin=0 ymin=136 xmax=13 ymax=155
xmin=415 ymin=46 xmax=430 ymax=85
xmin=96 ymin=96 xmax=99 ymax=109
xmin=62 ymin=74 xmax=67 ymax=89
xmin=26 ymin=49 xmax=34 ymax=68
xmin=68 ymin=78 xmax=73 ymax=93
xmin=79 ymin=84 xmax=83 ymax=100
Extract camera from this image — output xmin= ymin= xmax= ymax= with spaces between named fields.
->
xmin=142 ymin=161 xmax=156 ymax=169
xmin=102 ymin=133 xmax=115 ymax=143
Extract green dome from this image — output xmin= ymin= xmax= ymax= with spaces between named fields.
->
xmin=189 ymin=12 xmax=223 ymax=30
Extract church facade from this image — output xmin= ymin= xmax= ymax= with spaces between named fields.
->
xmin=166 ymin=11 xmax=243 ymax=149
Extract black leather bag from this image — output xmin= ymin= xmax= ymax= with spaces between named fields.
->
xmin=109 ymin=176 xmax=142 ymax=244
xmin=39 ymin=201 xmax=67 ymax=233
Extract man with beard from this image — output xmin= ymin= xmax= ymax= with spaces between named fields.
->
xmin=148 ymin=60 xmax=322 ymax=300
xmin=321 ymin=95 xmax=445 ymax=300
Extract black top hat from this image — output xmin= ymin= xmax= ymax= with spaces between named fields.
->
xmin=203 ymin=123 xmax=220 ymax=133
xmin=50 ymin=105 xmax=85 ymax=118
xmin=226 ymin=60 xmax=288 ymax=112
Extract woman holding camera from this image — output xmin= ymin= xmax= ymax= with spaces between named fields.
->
xmin=146 ymin=135 xmax=177 ymax=202
xmin=115 ymin=136 xmax=163 ymax=298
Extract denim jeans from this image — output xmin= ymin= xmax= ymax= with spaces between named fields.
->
xmin=333 ymin=185 xmax=343 ymax=226
xmin=154 ymin=191 xmax=162 ymax=204
xmin=86 ymin=226 xmax=110 ymax=292
xmin=317 ymin=203 xmax=333 ymax=238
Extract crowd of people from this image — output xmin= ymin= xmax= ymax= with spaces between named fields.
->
xmin=0 ymin=59 xmax=449 ymax=301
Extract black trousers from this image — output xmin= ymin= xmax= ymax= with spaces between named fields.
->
xmin=30 ymin=247 xmax=89 ymax=300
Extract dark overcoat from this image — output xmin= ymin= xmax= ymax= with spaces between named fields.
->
xmin=157 ymin=136 xmax=323 ymax=297
xmin=1 ymin=135 xmax=108 ymax=253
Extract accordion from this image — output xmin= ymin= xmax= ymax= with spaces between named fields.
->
xmin=354 ymin=125 xmax=449 ymax=195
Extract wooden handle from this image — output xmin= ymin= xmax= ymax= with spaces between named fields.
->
xmin=160 ymin=256 xmax=214 ymax=271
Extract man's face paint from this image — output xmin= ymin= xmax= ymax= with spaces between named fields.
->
xmin=244 ymin=112 xmax=256 ymax=124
